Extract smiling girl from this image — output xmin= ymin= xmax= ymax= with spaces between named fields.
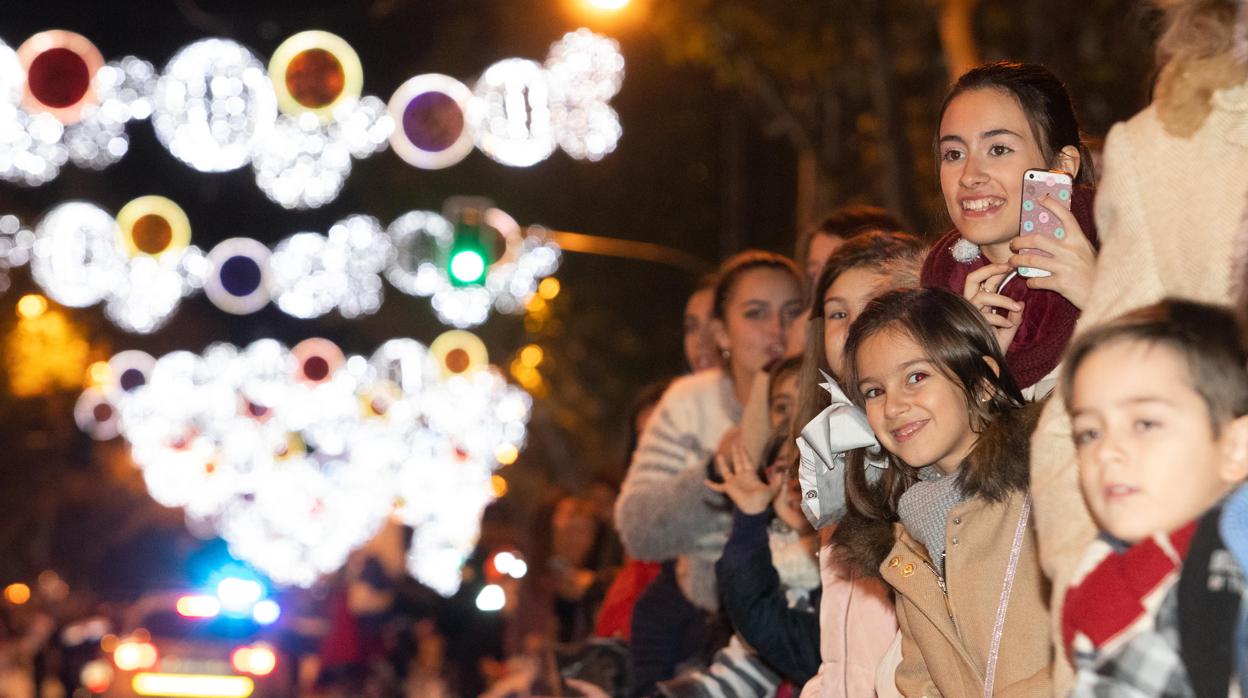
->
xmin=832 ymin=288 xmax=1050 ymax=696
xmin=923 ymin=62 xmax=1099 ymax=396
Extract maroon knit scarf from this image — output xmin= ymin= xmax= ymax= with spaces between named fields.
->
xmin=920 ymin=185 xmax=1099 ymax=389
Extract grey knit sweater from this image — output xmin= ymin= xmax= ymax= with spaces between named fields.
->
xmin=614 ymin=369 xmax=740 ymax=610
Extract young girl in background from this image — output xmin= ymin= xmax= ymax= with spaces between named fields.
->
xmin=923 ymin=61 xmax=1098 ymax=396
xmin=834 ymin=288 xmax=1051 ymax=696
xmin=789 ymin=231 xmax=926 ymax=698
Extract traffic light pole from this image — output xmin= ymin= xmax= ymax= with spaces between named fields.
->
xmin=547 ymin=230 xmax=713 ymax=276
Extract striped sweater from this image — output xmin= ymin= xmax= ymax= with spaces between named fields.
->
xmin=615 ymin=369 xmax=739 ymax=611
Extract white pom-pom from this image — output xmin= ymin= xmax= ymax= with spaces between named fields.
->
xmin=950 ymin=238 xmax=981 ymax=263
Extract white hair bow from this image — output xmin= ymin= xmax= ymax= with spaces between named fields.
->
xmin=795 ymin=372 xmax=886 ymax=530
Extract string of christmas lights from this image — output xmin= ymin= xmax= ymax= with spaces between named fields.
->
xmin=0 ymin=27 xmax=623 ymax=208
xmin=0 ymin=196 xmax=560 ymax=331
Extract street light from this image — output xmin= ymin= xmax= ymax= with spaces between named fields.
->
xmin=586 ymin=0 xmax=629 ymax=9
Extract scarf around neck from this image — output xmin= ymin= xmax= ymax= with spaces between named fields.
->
xmin=920 ymin=185 xmax=1099 ymax=389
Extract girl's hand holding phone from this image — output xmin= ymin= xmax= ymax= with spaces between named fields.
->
xmin=962 ymin=262 xmax=1024 ymax=354
xmin=707 ymin=443 xmax=781 ymax=515
xmin=1008 ymin=194 xmax=1096 ymax=310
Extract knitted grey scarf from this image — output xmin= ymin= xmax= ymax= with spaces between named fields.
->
xmin=897 ymin=466 xmax=966 ymax=574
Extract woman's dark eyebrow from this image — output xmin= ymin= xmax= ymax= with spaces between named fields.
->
xmin=939 ymin=128 xmax=1023 ymax=144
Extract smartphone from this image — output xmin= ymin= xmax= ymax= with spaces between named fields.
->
xmin=1018 ymin=168 xmax=1073 ymax=278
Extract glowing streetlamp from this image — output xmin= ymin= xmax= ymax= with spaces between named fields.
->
xmin=586 ymin=0 xmax=629 ymax=9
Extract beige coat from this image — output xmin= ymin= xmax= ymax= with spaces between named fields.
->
xmin=1029 ymin=82 xmax=1248 ymax=693
xmin=884 ymin=490 xmax=1051 ymax=697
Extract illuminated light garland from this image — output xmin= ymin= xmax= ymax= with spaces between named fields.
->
xmin=0 ymin=29 xmax=621 ymax=202
xmin=78 ymin=334 xmax=531 ymax=592
xmin=6 ymin=200 xmax=559 ymax=330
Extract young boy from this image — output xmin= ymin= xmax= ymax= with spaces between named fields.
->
xmin=1061 ymin=299 xmax=1248 ymax=696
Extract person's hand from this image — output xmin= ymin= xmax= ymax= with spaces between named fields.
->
xmin=962 ymin=262 xmax=1024 ymax=354
xmin=706 ymin=444 xmax=781 ymax=515
xmin=1009 ymin=194 xmax=1096 ymax=310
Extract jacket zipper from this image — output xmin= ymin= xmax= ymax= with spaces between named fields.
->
xmin=923 ymin=554 xmax=955 ymax=626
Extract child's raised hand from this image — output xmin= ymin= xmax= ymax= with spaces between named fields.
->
xmin=706 ymin=443 xmax=781 ymax=515
xmin=962 ymin=262 xmax=1024 ymax=354
xmin=1008 ymin=194 xmax=1096 ymax=310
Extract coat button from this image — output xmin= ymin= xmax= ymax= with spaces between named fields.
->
xmin=951 ymin=537 xmax=959 ymax=546
xmin=889 ymin=556 xmax=901 ymax=568
xmin=952 ymin=516 xmax=961 ymax=525
xmin=901 ymin=563 xmax=915 ymax=577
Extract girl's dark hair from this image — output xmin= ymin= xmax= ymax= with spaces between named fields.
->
xmin=939 ymin=61 xmax=1096 ymax=186
xmin=810 ymin=232 xmax=927 ymax=323
xmin=712 ymin=250 xmax=801 ymax=321
xmin=795 ymin=204 xmax=909 ymax=271
xmin=623 ymin=379 xmax=672 ymax=469
xmin=839 ymin=288 xmax=1025 ymax=521
xmin=766 ymin=355 xmax=803 ymax=403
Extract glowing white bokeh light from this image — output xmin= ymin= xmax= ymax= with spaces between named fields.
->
xmin=0 ymin=39 xmax=24 ymax=105
xmin=269 ymin=215 xmax=390 ymax=319
xmin=468 ymin=59 xmax=556 ymax=167
xmin=384 ymin=210 xmax=453 ymax=296
xmin=252 ymin=599 xmax=281 ymax=625
xmin=30 ymin=201 xmax=126 ymax=307
xmin=216 ymin=577 xmax=264 ymax=610
xmin=546 ymin=29 xmax=625 ymax=162
xmin=475 ymin=584 xmax=505 ymax=612
xmin=152 ymin=39 xmax=277 ymax=172
xmin=252 ymin=97 xmax=391 ymax=210
xmin=63 ymin=56 xmax=157 ymax=171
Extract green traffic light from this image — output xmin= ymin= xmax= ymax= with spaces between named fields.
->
xmin=450 ymin=248 xmax=487 ymax=285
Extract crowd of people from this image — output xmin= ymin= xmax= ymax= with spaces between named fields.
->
xmin=500 ymin=1 xmax=1248 ymax=696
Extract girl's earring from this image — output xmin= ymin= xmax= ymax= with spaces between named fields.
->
xmin=720 ymin=347 xmax=731 ymax=360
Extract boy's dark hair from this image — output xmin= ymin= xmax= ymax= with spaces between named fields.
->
xmin=1061 ymin=299 xmax=1248 ymax=430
